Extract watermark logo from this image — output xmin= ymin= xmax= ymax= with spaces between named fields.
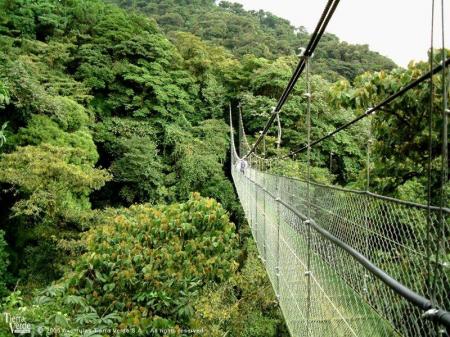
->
xmin=3 ymin=313 xmax=31 ymax=335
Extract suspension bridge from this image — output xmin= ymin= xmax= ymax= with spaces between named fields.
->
xmin=229 ymin=1 xmax=450 ymax=336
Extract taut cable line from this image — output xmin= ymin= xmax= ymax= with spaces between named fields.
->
xmin=284 ymin=57 xmax=450 ymax=158
xmin=242 ymin=0 xmax=340 ymax=160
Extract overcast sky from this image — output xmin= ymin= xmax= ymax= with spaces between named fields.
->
xmin=231 ymin=0 xmax=449 ymax=67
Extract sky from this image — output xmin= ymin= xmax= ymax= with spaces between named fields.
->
xmin=231 ymin=0 xmax=450 ymax=67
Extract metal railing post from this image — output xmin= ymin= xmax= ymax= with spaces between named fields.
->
xmin=305 ymin=56 xmax=312 ymax=337
xmin=276 ymin=175 xmax=281 ymax=301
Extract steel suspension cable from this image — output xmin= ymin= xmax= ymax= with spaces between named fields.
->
xmin=275 ymin=0 xmax=340 ymax=110
xmin=284 ymin=57 xmax=450 ymax=158
xmin=243 ymin=0 xmax=340 ymax=159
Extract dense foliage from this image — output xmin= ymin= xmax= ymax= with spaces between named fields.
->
xmin=0 ymin=0 xmax=287 ymax=334
xmin=0 ymin=0 xmax=240 ymax=285
xmin=330 ymin=57 xmax=450 ymax=201
xmin=1 ymin=194 xmax=239 ymax=335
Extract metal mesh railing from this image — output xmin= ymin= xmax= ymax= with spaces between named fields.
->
xmin=231 ymin=158 xmax=450 ymax=337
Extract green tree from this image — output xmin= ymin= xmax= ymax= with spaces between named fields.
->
xmin=195 ymin=240 xmax=289 ymax=337
xmin=164 ymin=120 xmax=238 ymax=211
xmin=0 ymin=144 xmax=110 ymax=281
xmin=110 ymin=137 xmax=166 ymax=204
xmin=0 ymin=144 xmax=109 ymax=223
xmin=331 ymin=55 xmax=449 ymax=201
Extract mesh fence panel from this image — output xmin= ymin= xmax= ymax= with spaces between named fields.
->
xmin=232 ymin=160 xmax=449 ymax=337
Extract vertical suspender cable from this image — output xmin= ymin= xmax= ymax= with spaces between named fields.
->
xmin=439 ymin=0 xmax=448 ymax=232
xmin=238 ymin=103 xmax=243 ymax=157
xmin=305 ymin=56 xmax=312 ymax=337
xmin=439 ymin=3 xmax=448 ymax=201
xmin=426 ymin=3 xmax=437 ymax=336
xmin=263 ymin=149 xmax=267 ymax=263
xmin=363 ymin=119 xmax=372 ymax=297
xmin=276 ymin=173 xmax=281 ymax=301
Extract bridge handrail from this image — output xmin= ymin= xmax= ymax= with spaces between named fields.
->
xmin=243 ymin=170 xmax=450 ymax=329
xmin=259 ymin=169 xmax=450 ymax=214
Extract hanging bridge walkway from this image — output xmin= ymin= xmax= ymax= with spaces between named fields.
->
xmin=231 ymin=145 xmax=450 ymax=337
xmin=228 ymin=1 xmax=450 ymax=336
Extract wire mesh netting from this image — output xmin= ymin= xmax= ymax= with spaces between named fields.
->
xmin=231 ymin=150 xmax=449 ymax=337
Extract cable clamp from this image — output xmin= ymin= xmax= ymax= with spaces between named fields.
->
xmin=445 ymin=108 xmax=450 ymax=115
xmin=297 ymin=47 xmax=306 ymax=57
xmin=365 ymin=107 xmax=374 ymax=115
xmin=271 ymin=107 xmax=278 ymax=115
xmin=304 ymin=93 xmax=312 ymax=98
xmin=298 ymin=47 xmax=314 ymax=59
xmin=275 ymin=197 xmax=280 ymax=201
xmin=304 ymin=271 xmax=311 ymax=276
xmin=422 ymin=308 xmax=439 ymax=320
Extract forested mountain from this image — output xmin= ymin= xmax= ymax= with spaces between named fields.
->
xmin=107 ymin=0 xmax=397 ymax=80
xmin=0 ymin=0 xmax=287 ymax=335
xmin=0 ymin=0 xmax=447 ymax=336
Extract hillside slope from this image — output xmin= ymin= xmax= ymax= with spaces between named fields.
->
xmin=106 ymin=0 xmax=397 ymax=80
